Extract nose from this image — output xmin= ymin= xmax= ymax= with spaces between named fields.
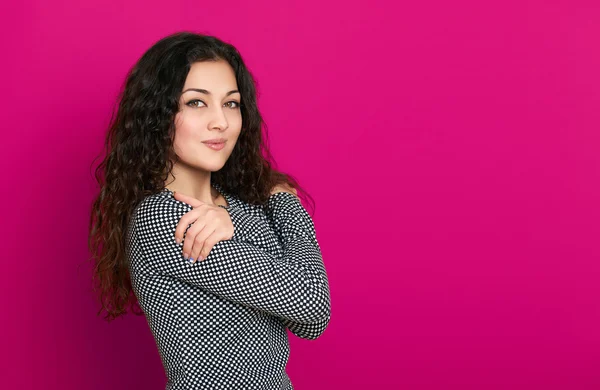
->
xmin=207 ymin=105 xmax=229 ymax=131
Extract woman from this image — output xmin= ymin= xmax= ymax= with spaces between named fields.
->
xmin=88 ymin=32 xmax=331 ymax=389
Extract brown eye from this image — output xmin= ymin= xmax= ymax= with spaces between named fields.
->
xmin=186 ymin=99 xmax=206 ymax=108
xmin=224 ymin=101 xmax=240 ymax=109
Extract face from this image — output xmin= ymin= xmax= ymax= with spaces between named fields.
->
xmin=172 ymin=60 xmax=242 ymax=172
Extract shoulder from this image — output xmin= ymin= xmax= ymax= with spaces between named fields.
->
xmin=132 ymin=191 xmax=192 ymax=232
xmin=266 ymin=191 xmax=305 ymax=213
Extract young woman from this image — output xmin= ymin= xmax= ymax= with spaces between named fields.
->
xmin=88 ymin=32 xmax=331 ymax=389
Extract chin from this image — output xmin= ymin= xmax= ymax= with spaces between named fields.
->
xmin=198 ymin=161 xmax=226 ymax=172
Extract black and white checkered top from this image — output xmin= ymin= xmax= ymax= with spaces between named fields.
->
xmin=125 ymin=183 xmax=331 ymax=390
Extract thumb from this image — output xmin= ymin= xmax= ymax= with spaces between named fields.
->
xmin=173 ymin=191 xmax=205 ymax=208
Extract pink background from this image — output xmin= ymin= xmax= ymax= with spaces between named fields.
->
xmin=2 ymin=0 xmax=599 ymax=389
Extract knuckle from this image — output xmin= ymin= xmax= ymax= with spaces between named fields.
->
xmin=192 ymin=244 xmax=202 ymax=256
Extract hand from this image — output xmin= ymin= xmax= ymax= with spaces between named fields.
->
xmin=270 ymin=183 xmax=298 ymax=197
xmin=172 ymin=192 xmax=234 ymax=263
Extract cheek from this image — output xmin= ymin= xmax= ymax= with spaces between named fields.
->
xmin=174 ymin=113 xmax=200 ymax=144
xmin=228 ymin=113 xmax=243 ymax=135
xmin=227 ymin=108 xmax=242 ymax=123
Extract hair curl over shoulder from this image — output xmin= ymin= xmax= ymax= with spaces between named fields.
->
xmin=88 ymin=31 xmax=315 ymax=322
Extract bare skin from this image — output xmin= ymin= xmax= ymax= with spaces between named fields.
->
xmin=165 ymin=60 xmax=242 ymax=205
xmin=173 ymin=184 xmax=297 ymax=263
xmin=164 ymin=59 xmax=297 ymax=263
xmin=164 ymin=59 xmax=240 ymax=263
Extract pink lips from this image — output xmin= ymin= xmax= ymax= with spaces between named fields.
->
xmin=202 ymin=139 xmax=226 ymax=151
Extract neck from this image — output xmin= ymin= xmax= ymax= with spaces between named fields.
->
xmin=164 ymin=163 xmax=219 ymax=206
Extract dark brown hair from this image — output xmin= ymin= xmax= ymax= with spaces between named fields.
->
xmin=88 ymin=31 xmax=314 ymax=322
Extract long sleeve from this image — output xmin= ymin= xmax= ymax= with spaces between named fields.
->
xmin=280 ymin=317 xmax=331 ymax=340
xmin=264 ymin=193 xmax=332 ymax=340
xmin=131 ymin=191 xmax=331 ymax=327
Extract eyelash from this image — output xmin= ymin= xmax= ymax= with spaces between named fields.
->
xmin=185 ymin=99 xmax=241 ymax=109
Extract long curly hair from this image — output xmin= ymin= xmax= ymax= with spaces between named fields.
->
xmin=88 ymin=31 xmax=315 ymax=322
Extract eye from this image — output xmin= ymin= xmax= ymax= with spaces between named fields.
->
xmin=225 ymin=101 xmax=241 ymax=109
xmin=186 ymin=99 xmax=206 ymax=108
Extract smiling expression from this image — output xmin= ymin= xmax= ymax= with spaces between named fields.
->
xmin=172 ymin=59 xmax=243 ymax=172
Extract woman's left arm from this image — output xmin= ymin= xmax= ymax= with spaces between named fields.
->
xmin=281 ymin=317 xmax=332 ymax=340
xmin=263 ymin=193 xmax=332 ymax=340
xmin=131 ymin=192 xmax=330 ymax=327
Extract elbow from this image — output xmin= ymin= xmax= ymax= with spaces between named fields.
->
xmin=288 ymin=311 xmax=331 ymax=341
xmin=305 ymin=286 xmax=331 ymax=328
xmin=286 ymin=289 xmax=331 ymax=340
xmin=292 ymin=278 xmax=331 ymax=325
xmin=306 ymin=313 xmax=331 ymax=340
xmin=314 ymin=292 xmax=331 ymax=325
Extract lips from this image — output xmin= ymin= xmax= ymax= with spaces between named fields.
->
xmin=202 ymin=138 xmax=226 ymax=144
xmin=202 ymin=140 xmax=226 ymax=151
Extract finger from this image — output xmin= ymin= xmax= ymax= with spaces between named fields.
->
xmin=182 ymin=219 xmax=207 ymax=261
xmin=190 ymin=226 xmax=216 ymax=263
xmin=198 ymin=233 xmax=222 ymax=261
xmin=174 ymin=208 xmax=202 ymax=244
xmin=173 ymin=191 xmax=205 ymax=208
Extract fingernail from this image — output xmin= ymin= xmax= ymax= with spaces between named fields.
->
xmin=189 ymin=257 xmax=194 ymax=263
xmin=198 ymin=255 xmax=204 ymax=261
xmin=175 ymin=237 xmax=181 ymax=244
xmin=183 ymin=252 xmax=189 ymax=260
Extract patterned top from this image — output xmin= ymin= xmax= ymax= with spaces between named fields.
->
xmin=125 ymin=183 xmax=331 ymax=390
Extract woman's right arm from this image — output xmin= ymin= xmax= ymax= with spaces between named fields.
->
xmin=130 ymin=192 xmax=331 ymax=326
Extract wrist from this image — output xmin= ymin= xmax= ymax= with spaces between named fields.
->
xmin=221 ymin=206 xmax=260 ymax=243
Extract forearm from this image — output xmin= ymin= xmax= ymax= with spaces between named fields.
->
xmin=133 ymin=191 xmax=331 ymax=324
xmin=265 ymin=192 xmax=332 ymax=335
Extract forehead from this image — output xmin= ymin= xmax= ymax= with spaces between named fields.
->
xmin=183 ymin=60 xmax=238 ymax=91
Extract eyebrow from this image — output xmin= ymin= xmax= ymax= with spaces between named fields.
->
xmin=182 ymin=88 xmax=240 ymax=96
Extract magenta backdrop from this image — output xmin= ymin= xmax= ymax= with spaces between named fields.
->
xmin=2 ymin=0 xmax=599 ymax=389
